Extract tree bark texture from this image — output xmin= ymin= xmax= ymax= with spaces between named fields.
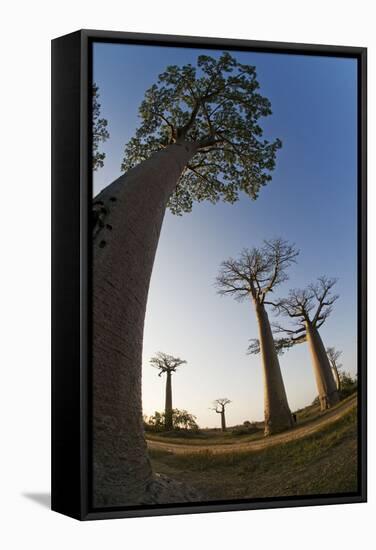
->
xmin=305 ymin=321 xmax=340 ymax=410
xmin=255 ymin=301 xmax=294 ymax=435
xmin=92 ymin=142 xmax=198 ymax=507
xmin=221 ymin=410 xmax=226 ymax=432
xmin=165 ymin=372 xmax=173 ymax=431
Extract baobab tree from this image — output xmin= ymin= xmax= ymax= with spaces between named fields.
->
xmin=216 ymin=239 xmax=298 ymax=435
xmin=150 ymin=352 xmax=187 ymax=431
xmin=92 ymin=52 xmax=282 ymax=506
xmin=92 ymin=83 xmax=109 ymax=171
xmin=271 ymin=276 xmax=340 ymax=410
xmin=211 ymin=398 xmax=231 ymax=432
xmin=326 ymin=347 xmax=343 ymax=392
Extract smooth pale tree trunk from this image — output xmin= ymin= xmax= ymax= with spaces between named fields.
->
xmin=165 ymin=372 xmax=173 ymax=431
xmin=254 ymin=300 xmax=294 ymax=435
xmin=220 ymin=410 xmax=226 ymax=432
xmin=305 ymin=321 xmax=340 ymax=410
xmin=93 ymin=141 xmax=198 ymax=507
xmin=331 ymin=365 xmax=341 ymax=392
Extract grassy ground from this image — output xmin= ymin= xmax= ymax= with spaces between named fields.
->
xmin=146 ymin=427 xmax=263 ymax=446
xmin=146 ymin=393 xmax=357 ymax=447
xmin=149 ymin=406 xmax=358 ymax=500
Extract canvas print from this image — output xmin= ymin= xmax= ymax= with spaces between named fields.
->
xmin=91 ymin=41 xmax=359 ymax=509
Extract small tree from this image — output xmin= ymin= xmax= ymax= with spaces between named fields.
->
xmin=216 ymin=239 xmax=298 ymax=435
xmin=271 ymin=276 xmax=340 ymax=410
xmin=150 ymin=352 xmax=187 ymax=431
xmin=211 ymin=398 xmax=231 ymax=432
xmin=172 ymin=409 xmax=199 ymax=431
xmin=147 ymin=411 xmax=164 ymax=431
xmin=92 ymin=83 xmax=109 ymax=171
xmin=339 ymin=371 xmax=357 ymax=398
xmin=326 ymin=347 xmax=343 ymax=391
xmin=146 ymin=409 xmax=198 ymax=431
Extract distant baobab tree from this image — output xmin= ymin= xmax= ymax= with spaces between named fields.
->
xmin=271 ymin=276 xmax=340 ymax=410
xmin=326 ymin=347 xmax=343 ymax=391
xmin=216 ymin=238 xmax=298 ymax=435
xmin=92 ymin=53 xmax=282 ymax=505
xmin=150 ymin=352 xmax=187 ymax=431
xmin=211 ymin=398 xmax=231 ymax=432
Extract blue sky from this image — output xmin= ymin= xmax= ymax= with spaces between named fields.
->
xmin=93 ymin=42 xmax=358 ymax=428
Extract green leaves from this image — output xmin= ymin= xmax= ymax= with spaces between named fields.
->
xmin=92 ymin=84 xmax=109 ymax=171
xmin=121 ymin=52 xmax=281 ymax=214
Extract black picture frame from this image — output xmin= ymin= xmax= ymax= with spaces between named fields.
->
xmin=51 ymin=29 xmax=367 ymax=521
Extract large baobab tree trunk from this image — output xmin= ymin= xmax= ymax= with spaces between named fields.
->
xmin=220 ymin=410 xmax=226 ymax=432
xmin=93 ymin=142 xmax=198 ymax=507
xmin=165 ymin=372 xmax=173 ymax=431
xmin=254 ymin=301 xmax=294 ymax=435
xmin=305 ymin=321 xmax=340 ymax=410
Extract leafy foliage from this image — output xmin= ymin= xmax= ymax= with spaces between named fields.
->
xmin=339 ymin=372 xmax=357 ymax=399
xmin=145 ymin=409 xmax=199 ymax=432
xmin=92 ymin=83 xmax=109 ymax=171
xmin=121 ymin=53 xmax=281 ymax=214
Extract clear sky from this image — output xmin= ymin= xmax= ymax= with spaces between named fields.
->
xmin=93 ymin=42 xmax=358 ymax=428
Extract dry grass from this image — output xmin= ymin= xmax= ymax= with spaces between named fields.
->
xmin=149 ymin=406 xmax=358 ymax=501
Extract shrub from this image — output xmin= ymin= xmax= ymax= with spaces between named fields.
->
xmin=339 ymin=372 xmax=357 ymax=399
xmin=144 ymin=408 xmax=199 ymax=432
xmin=231 ymin=422 xmax=261 ymax=436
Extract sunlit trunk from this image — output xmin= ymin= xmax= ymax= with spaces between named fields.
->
xmin=255 ymin=300 xmax=294 ymax=435
xmin=305 ymin=321 xmax=340 ymax=410
xmin=331 ymin=364 xmax=341 ymax=392
xmin=165 ymin=372 xmax=173 ymax=431
xmin=221 ymin=410 xmax=226 ymax=432
xmin=92 ymin=142 xmax=198 ymax=507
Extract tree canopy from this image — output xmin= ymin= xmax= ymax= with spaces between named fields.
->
xmin=146 ymin=409 xmax=199 ymax=431
xmin=269 ymin=276 xmax=339 ymax=349
xmin=92 ymin=83 xmax=109 ymax=171
xmin=326 ymin=347 xmax=342 ymax=369
xmin=216 ymin=238 xmax=299 ymax=303
xmin=150 ymin=351 xmax=187 ymax=376
xmin=211 ymin=398 xmax=231 ymax=412
xmin=121 ymin=52 xmax=282 ymax=214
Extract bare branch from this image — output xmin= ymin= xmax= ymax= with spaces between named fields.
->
xmin=216 ymin=239 xmax=297 ymax=305
xmin=311 ymin=276 xmax=339 ymax=325
xmin=211 ymin=398 xmax=231 ymax=412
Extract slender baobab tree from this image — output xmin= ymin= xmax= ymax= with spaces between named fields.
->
xmin=216 ymin=239 xmax=298 ymax=435
xmin=326 ymin=347 xmax=343 ymax=392
xmin=150 ymin=352 xmax=187 ymax=431
xmin=211 ymin=398 xmax=231 ymax=432
xmin=92 ymin=53 xmax=282 ymax=506
xmin=271 ymin=276 xmax=340 ymax=410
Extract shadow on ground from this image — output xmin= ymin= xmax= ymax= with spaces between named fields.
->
xmin=22 ymin=492 xmax=51 ymax=509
